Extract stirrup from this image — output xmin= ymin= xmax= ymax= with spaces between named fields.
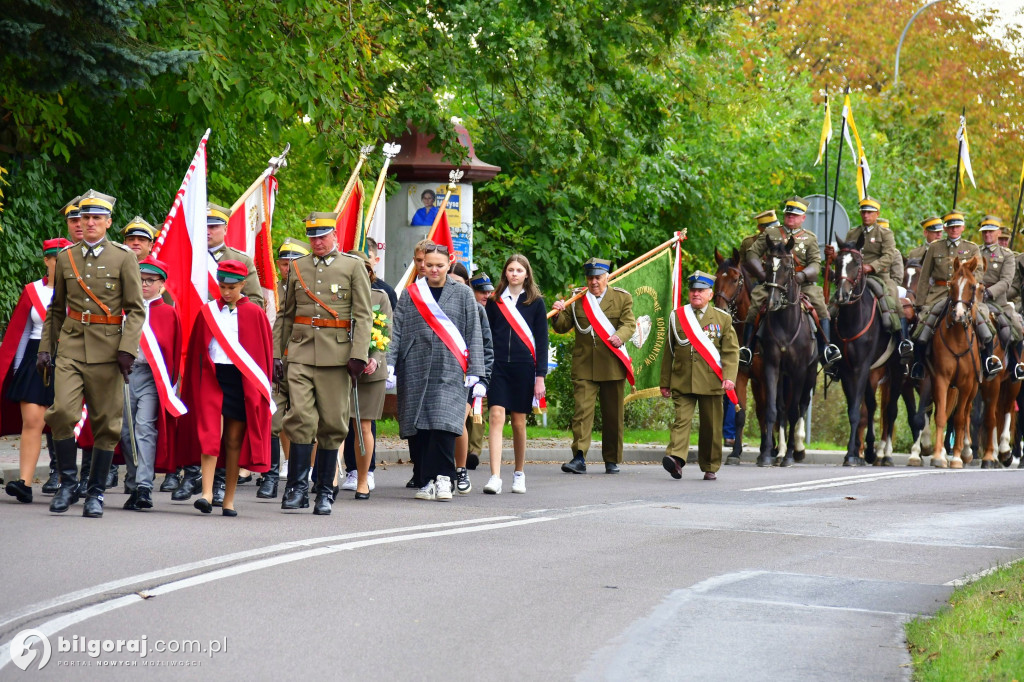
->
xmin=738 ymin=347 xmax=752 ymax=367
xmin=823 ymin=344 xmax=842 ymax=366
xmin=984 ymin=356 xmax=1004 ymax=377
xmin=910 ymin=362 xmax=925 ymax=380
xmin=898 ymin=339 xmax=914 ymax=358
xmin=1014 ymin=363 xmax=1024 ymax=382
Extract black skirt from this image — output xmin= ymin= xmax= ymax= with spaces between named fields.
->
xmin=216 ymin=364 xmax=247 ymax=422
xmin=487 ymin=361 xmax=536 ymax=413
xmin=5 ymin=339 xmax=54 ymax=407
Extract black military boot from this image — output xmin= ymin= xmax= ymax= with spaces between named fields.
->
xmin=171 ymin=465 xmax=202 ymax=501
xmin=1011 ymin=341 xmax=1024 ymax=382
xmin=159 ymin=469 xmax=182 ymax=492
xmin=820 ymin=319 xmax=842 ymax=367
xmin=739 ymin=324 xmax=756 ymax=367
xmin=898 ymin=318 xmax=914 ymax=360
xmin=983 ymin=338 xmax=1004 ymax=378
xmin=910 ymin=340 xmax=928 ymax=380
xmin=104 ymin=462 xmax=118 ymax=490
xmin=313 ymin=448 xmax=338 ymax=516
xmin=257 ymin=437 xmax=281 ymax=499
xmin=5 ymin=479 xmax=32 ymax=503
xmin=82 ymin=449 xmax=115 ymax=518
xmin=41 ymin=432 xmax=60 ymax=494
xmin=212 ymin=468 xmax=227 ymax=507
xmin=561 ymin=451 xmax=587 ymax=474
xmin=282 ymin=443 xmax=313 ymax=510
xmin=50 ymin=438 xmax=82 ymax=513
xmin=75 ymin=447 xmax=92 ymax=497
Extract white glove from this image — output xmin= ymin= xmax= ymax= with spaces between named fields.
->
xmin=465 ymin=375 xmax=480 ymax=388
xmin=472 ymin=382 xmax=487 ymax=398
xmin=386 ymin=365 xmax=396 ymax=390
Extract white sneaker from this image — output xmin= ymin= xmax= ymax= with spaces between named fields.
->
xmin=435 ymin=475 xmax=453 ymax=501
xmin=367 ymin=471 xmax=375 ymax=491
xmin=511 ymin=471 xmax=526 ymax=494
xmin=483 ymin=475 xmax=502 ymax=494
xmin=341 ymin=470 xmax=358 ymax=491
xmin=415 ymin=481 xmax=436 ymax=500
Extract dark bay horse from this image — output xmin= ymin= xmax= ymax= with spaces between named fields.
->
xmin=831 ymin=237 xmax=904 ymax=467
xmin=901 ymin=257 xmax=933 ymax=465
xmin=756 ymin=236 xmax=817 ymax=467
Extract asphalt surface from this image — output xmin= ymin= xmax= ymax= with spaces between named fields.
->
xmin=1 ymin=461 xmax=1022 ymax=680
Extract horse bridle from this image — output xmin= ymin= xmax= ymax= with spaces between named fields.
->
xmin=763 ymin=251 xmax=797 ymax=310
xmin=945 ymin=275 xmax=977 ymax=330
xmin=835 ymin=247 xmax=868 ymax=305
xmin=713 ymin=264 xmax=744 ymax=317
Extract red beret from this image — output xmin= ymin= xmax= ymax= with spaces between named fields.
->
xmin=216 ymin=259 xmax=248 ymax=283
xmin=139 ymin=256 xmax=170 ymax=280
xmin=43 ymin=238 xmax=73 ymax=256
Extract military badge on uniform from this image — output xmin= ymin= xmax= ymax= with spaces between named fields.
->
xmin=330 ymin=284 xmax=339 ymax=294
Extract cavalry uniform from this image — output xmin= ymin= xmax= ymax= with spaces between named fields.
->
xmin=207 ymin=203 xmax=264 ymax=308
xmin=978 ymin=216 xmax=1024 ymax=379
xmin=273 ymin=212 xmax=372 ymax=514
xmin=552 ymin=258 xmax=636 ymax=473
xmin=660 ymin=272 xmax=738 ymax=480
xmin=908 ymin=217 xmax=944 ymax=263
xmin=876 ymin=218 xmax=903 ymax=288
xmin=41 ymin=190 xmax=145 ymax=517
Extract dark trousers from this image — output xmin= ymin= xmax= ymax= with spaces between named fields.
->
xmin=722 ymin=396 xmax=736 ymax=440
xmin=407 ymin=429 xmax=457 ymax=487
xmin=343 ymin=420 xmax=376 ymax=473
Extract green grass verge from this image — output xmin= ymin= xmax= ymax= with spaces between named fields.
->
xmin=905 ymin=561 xmax=1024 ymax=681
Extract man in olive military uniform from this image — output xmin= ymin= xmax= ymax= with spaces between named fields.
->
xmin=740 ymin=196 xmax=840 ymax=368
xmin=999 ymin=227 xmax=1012 ymax=250
xmin=38 ymin=190 xmax=145 ymax=518
xmin=257 ymin=237 xmax=311 ymax=499
xmin=876 ymin=218 xmax=904 ymax=288
xmin=273 ymin=212 xmax=372 ymax=515
xmin=660 ymin=271 xmax=739 ymax=481
xmin=739 ymin=210 xmax=778 ymax=268
xmin=826 ymin=198 xmax=913 ymax=361
xmin=122 ymin=216 xmax=157 ymax=261
xmin=978 ymin=216 xmax=1024 ymax=380
xmin=552 ymin=257 xmax=636 ymax=474
xmin=911 ymin=211 xmax=1002 ymax=379
xmin=908 ymin=217 xmax=945 ymax=262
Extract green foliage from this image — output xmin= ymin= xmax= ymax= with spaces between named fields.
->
xmin=546 ymin=332 xmax=576 ymax=430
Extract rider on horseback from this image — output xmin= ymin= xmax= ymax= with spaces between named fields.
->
xmin=977 ymin=215 xmax=1024 ymax=380
xmin=739 ymin=196 xmax=841 ymax=368
xmin=825 ymin=198 xmax=914 ymax=367
xmin=911 ymin=211 xmax=1004 ymax=380
xmin=909 ymin=216 xmax=944 ymax=262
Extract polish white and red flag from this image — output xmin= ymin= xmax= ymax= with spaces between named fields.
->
xmin=226 ymin=174 xmax=280 ymax=321
xmin=152 ymin=129 xmax=211 ymax=348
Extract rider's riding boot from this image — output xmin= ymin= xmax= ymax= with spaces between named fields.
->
xmin=983 ymin=338 xmax=1003 ymax=377
xmin=910 ymin=339 xmax=928 ymax=380
xmin=898 ymin=317 xmax=914 ymax=360
xmin=821 ymin=318 xmax=842 ymax=367
xmin=1012 ymin=341 xmax=1024 ymax=382
xmin=739 ymin=323 xmax=756 ymax=367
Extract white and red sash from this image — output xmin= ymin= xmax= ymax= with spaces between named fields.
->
xmin=26 ymin=279 xmax=49 ymax=320
xmin=201 ymin=301 xmax=275 ymax=414
xmin=408 ymin=278 xmax=469 ymax=372
xmin=676 ymin=305 xmax=738 ymax=405
xmin=74 ymin=406 xmax=88 ymax=440
xmin=496 ymin=293 xmax=536 ymax=363
xmin=140 ymin=323 xmax=188 ymax=417
xmin=581 ymin=292 xmax=635 ymax=386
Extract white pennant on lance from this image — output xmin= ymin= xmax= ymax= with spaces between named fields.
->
xmin=496 ymin=293 xmax=536 ymax=362
xmin=676 ymin=304 xmax=738 ymax=405
xmin=139 ymin=323 xmax=188 ymax=417
xmin=200 ymin=301 xmax=276 ymax=414
xmin=407 ymin=278 xmax=469 ymax=372
xmin=580 ymin=291 xmax=635 ymax=386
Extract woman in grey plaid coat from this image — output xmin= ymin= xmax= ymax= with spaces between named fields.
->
xmin=388 ymin=247 xmax=485 ymax=500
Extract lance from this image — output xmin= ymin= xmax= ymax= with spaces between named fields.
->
xmin=361 ymin=142 xmax=402 ymax=247
xmin=951 ymin=106 xmax=965 ymax=210
xmin=1011 ymin=170 xmax=1024 ymax=251
xmin=825 ymin=90 xmax=849 ymax=305
xmin=228 ymin=143 xmax=291 ymax=216
xmin=333 ymin=145 xmax=376 ymax=214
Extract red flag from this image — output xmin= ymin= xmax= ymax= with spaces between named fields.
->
xmin=430 ymin=209 xmax=456 ymax=258
xmin=152 ymin=130 xmax=210 ymax=348
xmin=336 ymin=177 xmax=364 ymax=252
xmin=226 ymin=174 xmax=279 ymax=316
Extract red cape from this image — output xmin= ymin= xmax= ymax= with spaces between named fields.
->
xmin=177 ymin=297 xmax=272 ymax=472
xmin=147 ymin=299 xmax=183 ymax=474
xmin=0 ymin=281 xmax=41 ymax=436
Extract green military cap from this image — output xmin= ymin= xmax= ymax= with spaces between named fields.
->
xmin=755 ymin=209 xmax=779 ymax=227
xmin=1000 ymin=227 xmax=1012 ymax=238
xmin=304 ymin=211 xmax=338 ymax=238
xmin=920 ymin=216 xmax=943 ymax=232
xmin=583 ymin=257 xmax=612 ymax=276
xmin=979 ymin=215 xmax=1003 ymax=231
xmin=78 ymin=189 xmax=116 ymax=216
xmin=783 ymin=196 xmax=807 ymax=215
xmin=943 ymin=211 xmax=966 ymax=228
xmin=688 ymin=270 xmax=715 ymax=290
xmin=277 ymin=237 xmax=311 ymax=260
xmin=122 ymin=216 xmax=157 ymax=241
xmin=858 ymin=196 xmax=881 ymax=212
xmin=206 ymin=202 xmax=231 ymax=226
xmin=60 ymin=195 xmax=82 ymax=219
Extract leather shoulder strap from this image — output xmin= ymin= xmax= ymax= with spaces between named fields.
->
xmin=66 ymin=250 xmax=112 ymax=316
xmin=292 ymin=260 xmax=339 ymax=320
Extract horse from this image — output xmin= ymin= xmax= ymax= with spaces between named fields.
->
xmin=713 ymin=247 xmax=764 ymax=463
xmin=900 ymin=256 xmax=933 ymax=465
xmin=830 ymin=237 xmax=905 ymax=467
xmin=926 ymin=256 xmax=983 ymax=468
xmin=975 ymin=308 xmax=1020 ymax=468
xmin=755 ymin=235 xmax=817 ymax=467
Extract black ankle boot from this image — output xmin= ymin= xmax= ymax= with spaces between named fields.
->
xmin=212 ymin=468 xmax=227 ymax=506
xmin=49 ymin=438 xmax=82 ymax=513
xmin=282 ymin=443 xmax=313 ymax=510
xmin=313 ymin=448 xmax=338 ymax=516
xmin=42 ymin=432 xmax=59 ymax=494
xmin=171 ymin=465 xmax=202 ymax=501
xmin=258 ymin=436 xmax=281 ymax=499
xmin=159 ymin=469 xmax=182 ymax=492
xmin=83 ymin=449 xmax=115 ymax=518
xmin=104 ymin=463 xmax=118 ymax=490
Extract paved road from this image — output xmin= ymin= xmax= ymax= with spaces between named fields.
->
xmin=1 ymin=462 xmax=1021 ymax=680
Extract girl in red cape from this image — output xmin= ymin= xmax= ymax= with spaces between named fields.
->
xmin=1 ymin=238 xmax=69 ymax=503
xmin=179 ymin=260 xmax=272 ymax=517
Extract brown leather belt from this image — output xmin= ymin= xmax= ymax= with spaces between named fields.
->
xmin=934 ymin=280 xmax=948 ymax=286
xmin=795 ymin=265 xmax=805 ymax=272
xmin=68 ymin=309 xmax=123 ymax=325
xmin=294 ymin=316 xmax=350 ymax=329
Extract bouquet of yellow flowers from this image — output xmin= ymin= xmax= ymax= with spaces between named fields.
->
xmin=369 ymin=305 xmax=390 ymax=354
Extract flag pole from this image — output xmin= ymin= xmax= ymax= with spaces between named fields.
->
xmin=228 ymin=144 xmax=291 ymax=215
xmin=546 ymin=232 xmax=685 ymax=319
xmin=362 ymin=142 xmax=402 ymax=240
xmin=952 ymin=106 xmax=965 ymax=210
xmin=1010 ymin=171 xmax=1024 ymax=251
xmin=333 ymin=145 xmax=376 ymax=214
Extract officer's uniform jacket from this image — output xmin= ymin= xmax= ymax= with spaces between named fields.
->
xmin=907 ymin=244 xmax=929 ymax=262
xmin=210 ymin=244 xmax=263 ymax=308
xmin=552 ymin=286 xmax=636 ymax=382
xmin=660 ymin=305 xmax=738 ymax=395
xmin=846 ymin=223 xmax=899 ymax=297
xmin=273 ymin=250 xmax=372 ymax=367
xmin=916 ymin=238 xmax=982 ymax=309
xmin=748 ymin=225 xmax=821 ymax=282
xmin=41 ymin=237 xmax=145 ymax=364
xmin=979 ymin=242 xmax=1015 ymax=309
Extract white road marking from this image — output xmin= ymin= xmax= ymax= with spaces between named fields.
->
xmin=742 ymin=471 xmax=941 ymax=492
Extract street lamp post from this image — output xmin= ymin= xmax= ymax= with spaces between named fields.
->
xmin=894 ymin=0 xmax=947 ymax=88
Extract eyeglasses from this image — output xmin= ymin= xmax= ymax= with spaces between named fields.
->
xmin=140 ymin=278 xmax=162 ymax=285
xmin=423 ymin=244 xmax=449 ymax=255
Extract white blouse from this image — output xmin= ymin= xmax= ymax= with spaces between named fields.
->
xmin=207 ymin=303 xmax=239 ymax=365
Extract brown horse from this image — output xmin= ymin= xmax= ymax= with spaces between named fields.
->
xmin=928 ymin=256 xmax=983 ymax=468
xmin=977 ymin=311 xmax=1021 ymax=468
xmin=713 ymin=247 xmax=764 ymax=463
